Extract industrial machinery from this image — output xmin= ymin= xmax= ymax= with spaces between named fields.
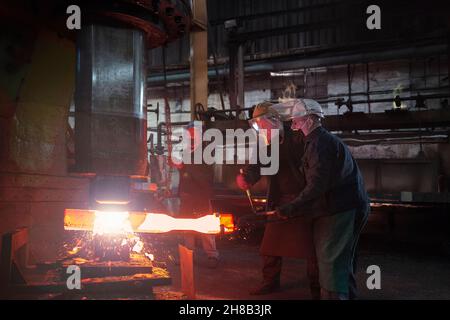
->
xmin=0 ymin=0 xmax=235 ymax=298
xmin=1 ymin=0 xmax=449 ymax=301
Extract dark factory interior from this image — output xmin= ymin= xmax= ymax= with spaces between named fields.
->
xmin=1 ymin=0 xmax=450 ymax=302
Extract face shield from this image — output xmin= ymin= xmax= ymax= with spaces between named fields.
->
xmin=248 ymin=113 xmax=284 ymax=145
xmin=291 ymin=115 xmax=310 ymax=132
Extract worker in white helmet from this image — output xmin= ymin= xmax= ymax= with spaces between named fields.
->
xmin=274 ymin=98 xmax=369 ymax=299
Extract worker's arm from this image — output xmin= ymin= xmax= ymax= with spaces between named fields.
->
xmin=278 ymin=137 xmax=336 ymax=217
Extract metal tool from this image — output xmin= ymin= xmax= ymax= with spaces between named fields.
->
xmin=240 ymin=169 xmax=257 ymax=214
xmin=255 ymin=210 xmax=276 ymax=216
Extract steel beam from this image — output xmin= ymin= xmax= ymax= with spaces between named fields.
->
xmin=147 ymin=42 xmax=447 ymax=86
xmin=207 ymin=109 xmax=450 ymax=132
xmin=323 ymin=109 xmax=450 ymax=131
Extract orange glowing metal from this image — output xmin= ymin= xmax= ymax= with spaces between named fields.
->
xmin=92 ymin=211 xmax=133 ymax=235
xmin=219 ymin=213 xmax=235 ymax=233
xmin=137 ymin=213 xmax=221 ymax=234
xmin=64 ymin=209 xmax=234 ymax=234
xmin=95 ymin=200 xmax=130 ymax=205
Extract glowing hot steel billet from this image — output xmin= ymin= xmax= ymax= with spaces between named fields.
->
xmin=92 ymin=211 xmax=133 ymax=235
xmin=64 ymin=209 xmax=231 ymax=235
xmin=137 ymin=213 xmax=221 ymax=234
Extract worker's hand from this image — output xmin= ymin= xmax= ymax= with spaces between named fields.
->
xmin=275 ymin=204 xmax=294 ymax=220
xmin=236 ymin=173 xmax=252 ymax=190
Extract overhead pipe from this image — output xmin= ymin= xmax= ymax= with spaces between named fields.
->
xmin=147 ymin=44 xmax=447 ymax=86
xmin=148 ymin=63 xmax=271 ymax=85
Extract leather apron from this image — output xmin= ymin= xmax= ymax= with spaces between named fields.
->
xmin=259 ymin=130 xmax=315 ymax=259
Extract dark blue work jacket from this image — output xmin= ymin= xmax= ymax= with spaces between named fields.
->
xmin=289 ymin=126 xmax=368 ymax=217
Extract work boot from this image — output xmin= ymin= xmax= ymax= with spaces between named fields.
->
xmin=249 ymin=281 xmax=281 ymax=295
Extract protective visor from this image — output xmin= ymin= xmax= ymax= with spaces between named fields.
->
xmin=249 ymin=114 xmax=283 ymax=131
xmin=248 ymin=113 xmax=283 ymax=145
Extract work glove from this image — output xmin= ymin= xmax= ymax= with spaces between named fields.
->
xmin=275 ymin=203 xmax=296 ymax=219
xmin=236 ymin=166 xmax=261 ymax=190
xmin=236 ymin=173 xmax=252 ymax=190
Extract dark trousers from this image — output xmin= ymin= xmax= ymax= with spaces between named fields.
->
xmin=261 ymin=255 xmax=282 ymax=285
xmin=261 ymin=204 xmax=368 ymax=299
xmin=348 ymin=204 xmax=369 ymax=299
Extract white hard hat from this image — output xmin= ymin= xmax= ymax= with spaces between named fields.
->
xmin=292 ymin=99 xmax=324 ymax=119
xmin=270 ymin=98 xmax=324 ymax=120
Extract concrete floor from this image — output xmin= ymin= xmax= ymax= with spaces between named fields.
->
xmin=6 ymin=223 xmax=449 ymax=300
xmin=153 ymin=236 xmax=450 ymax=300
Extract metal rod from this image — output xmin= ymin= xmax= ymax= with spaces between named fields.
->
xmin=347 ymin=94 xmax=450 ymax=106
xmin=366 ymin=62 xmax=371 ymax=115
xmin=240 ymin=169 xmax=256 ymax=214
xmin=316 ymin=93 xmax=450 ymax=106
xmin=199 ymin=106 xmax=255 ymax=114
xmin=245 ymin=189 xmax=256 ymax=214
xmin=347 ymin=64 xmax=353 ymax=112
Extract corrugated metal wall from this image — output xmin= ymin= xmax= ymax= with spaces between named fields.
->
xmin=149 ymin=0 xmax=449 ymax=69
xmin=147 ymin=0 xmax=449 ymax=157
